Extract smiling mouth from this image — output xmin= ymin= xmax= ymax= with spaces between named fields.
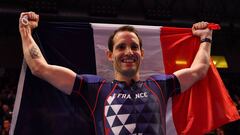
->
xmin=120 ymin=55 xmax=138 ymax=63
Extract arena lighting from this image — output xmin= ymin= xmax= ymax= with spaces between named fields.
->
xmin=175 ymin=60 xmax=187 ymax=65
xmin=212 ymin=56 xmax=228 ymax=68
xmin=175 ymin=56 xmax=228 ymax=68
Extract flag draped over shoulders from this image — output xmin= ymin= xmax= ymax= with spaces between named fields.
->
xmin=11 ymin=22 xmax=239 ymax=135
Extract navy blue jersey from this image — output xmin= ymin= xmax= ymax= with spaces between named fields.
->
xmin=72 ymin=74 xmax=180 ymax=135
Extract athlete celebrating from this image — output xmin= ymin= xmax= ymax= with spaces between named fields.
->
xmin=19 ymin=11 xmax=212 ymax=135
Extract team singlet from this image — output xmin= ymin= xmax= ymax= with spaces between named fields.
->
xmin=72 ymin=74 xmax=180 ymax=135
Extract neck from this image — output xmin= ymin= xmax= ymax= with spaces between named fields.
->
xmin=114 ymin=72 xmax=140 ymax=85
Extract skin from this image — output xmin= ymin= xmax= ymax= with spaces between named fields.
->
xmin=19 ymin=12 xmax=76 ymax=95
xmin=107 ymin=31 xmax=144 ymax=84
xmin=3 ymin=120 xmax=11 ymax=131
xmin=19 ymin=11 xmax=212 ymax=94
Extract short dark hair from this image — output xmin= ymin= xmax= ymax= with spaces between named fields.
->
xmin=108 ymin=25 xmax=142 ymax=52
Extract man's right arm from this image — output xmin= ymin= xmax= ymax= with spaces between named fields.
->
xmin=19 ymin=11 xmax=76 ymax=95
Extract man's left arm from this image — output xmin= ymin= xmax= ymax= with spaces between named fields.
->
xmin=173 ymin=22 xmax=213 ymax=92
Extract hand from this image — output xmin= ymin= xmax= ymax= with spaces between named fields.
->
xmin=192 ymin=21 xmax=213 ymax=40
xmin=19 ymin=11 xmax=39 ymax=33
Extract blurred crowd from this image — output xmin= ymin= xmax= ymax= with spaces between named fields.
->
xmin=0 ymin=68 xmax=17 ymax=135
xmin=0 ymin=68 xmax=239 ymax=135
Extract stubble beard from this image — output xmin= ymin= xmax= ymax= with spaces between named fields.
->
xmin=114 ymin=57 xmax=140 ymax=78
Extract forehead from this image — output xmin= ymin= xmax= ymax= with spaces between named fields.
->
xmin=4 ymin=120 xmax=10 ymax=124
xmin=113 ymin=31 xmax=140 ymax=44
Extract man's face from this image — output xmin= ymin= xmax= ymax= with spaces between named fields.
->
xmin=3 ymin=120 xmax=10 ymax=130
xmin=107 ymin=31 xmax=144 ymax=77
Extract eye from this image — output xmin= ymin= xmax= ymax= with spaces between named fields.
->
xmin=131 ymin=43 xmax=140 ymax=51
xmin=116 ymin=43 xmax=126 ymax=50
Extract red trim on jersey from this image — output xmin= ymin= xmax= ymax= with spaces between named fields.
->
xmin=71 ymin=76 xmax=93 ymax=115
xmin=103 ymin=83 xmax=118 ymax=135
xmin=148 ymin=77 xmax=167 ymax=105
xmin=143 ymin=82 xmax=165 ymax=128
xmin=92 ymin=113 xmax=98 ymax=135
xmin=79 ymin=94 xmax=93 ymax=112
xmin=92 ymin=80 xmax=106 ymax=114
xmin=91 ymin=80 xmax=106 ymax=135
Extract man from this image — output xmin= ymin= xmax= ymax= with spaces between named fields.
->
xmin=2 ymin=118 xmax=11 ymax=135
xmin=19 ymin=11 xmax=212 ymax=135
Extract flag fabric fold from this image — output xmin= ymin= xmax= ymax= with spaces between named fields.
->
xmin=11 ymin=22 xmax=239 ymax=135
xmin=160 ymin=27 xmax=240 ymax=135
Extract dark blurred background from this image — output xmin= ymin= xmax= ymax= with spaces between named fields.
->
xmin=0 ymin=0 xmax=239 ymax=135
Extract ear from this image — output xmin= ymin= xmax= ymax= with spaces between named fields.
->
xmin=106 ymin=50 xmax=113 ymax=61
xmin=140 ymin=49 xmax=144 ymax=59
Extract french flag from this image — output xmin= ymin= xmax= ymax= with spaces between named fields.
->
xmin=11 ymin=22 xmax=239 ymax=135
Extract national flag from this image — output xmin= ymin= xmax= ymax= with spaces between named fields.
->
xmin=11 ymin=22 xmax=239 ymax=135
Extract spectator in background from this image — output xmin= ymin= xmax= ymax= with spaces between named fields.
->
xmin=0 ymin=69 xmax=17 ymax=135
xmin=1 ymin=104 xmax=12 ymax=120
xmin=1 ymin=118 xmax=10 ymax=135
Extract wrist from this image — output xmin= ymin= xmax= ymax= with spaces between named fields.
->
xmin=200 ymin=34 xmax=212 ymax=40
xmin=200 ymin=38 xmax=212 ymax=44
xmin=20 ymin=27 xmax=32 ymax=36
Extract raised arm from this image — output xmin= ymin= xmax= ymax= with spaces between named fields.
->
xmin=19 ymin=11 xmax=76 ymax=95
xmin=173 ymin=21 xmax=213 ymax=92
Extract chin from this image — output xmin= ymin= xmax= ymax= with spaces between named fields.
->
xmin=121 ymin=69 xmax=137 ymax=77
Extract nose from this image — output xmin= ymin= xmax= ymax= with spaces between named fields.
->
xmin=125 ymin=47 xmax=134 ymax=55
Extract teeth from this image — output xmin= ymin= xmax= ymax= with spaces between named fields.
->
xmin=120 ymin=55 xmax=138 ymax=63
xmin=124 ymin=59 xmax=134 ymax=63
